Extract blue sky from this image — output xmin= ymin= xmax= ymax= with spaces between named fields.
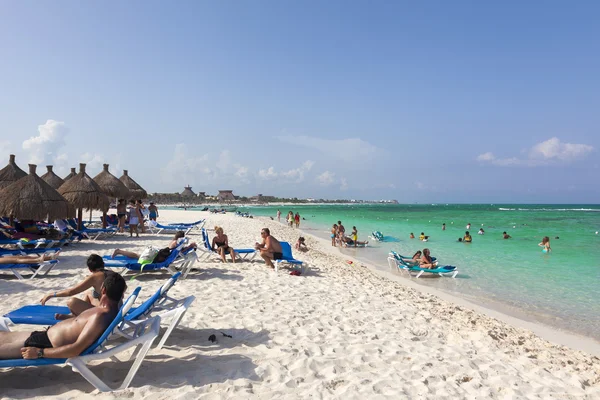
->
xmin=1 ymin=1 xmax=598 ymax=203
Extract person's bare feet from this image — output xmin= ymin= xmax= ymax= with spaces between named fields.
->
xmin=111 ymin=249 xmax=119 ymax=259
xmin=50 ymin=250 xmax=61 ymax=260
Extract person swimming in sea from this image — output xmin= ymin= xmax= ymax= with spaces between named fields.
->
xmin=463 ymin=231 xmax=472 ymax=242
xmin=409 ymin=232 xmax=415 ymax=239
xmin=503 ymin=231 xmax=511 ymax=239
xmin=539 ymin=236 xmax=551 ymax=253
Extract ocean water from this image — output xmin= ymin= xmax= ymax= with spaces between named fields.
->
xmin=235 ymin=204 xmax=600 ymax=340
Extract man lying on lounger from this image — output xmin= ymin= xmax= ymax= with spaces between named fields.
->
xmin=254 ymin=228 xmax=283 ymax=269
xmin=0 ymin=273 xmax=126 ymax=360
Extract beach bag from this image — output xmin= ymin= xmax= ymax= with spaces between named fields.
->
xmin=138 ymin=246 xmax=159 ymax=265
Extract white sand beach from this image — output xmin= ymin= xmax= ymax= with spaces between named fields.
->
xmin=1 ymin=209 xmax=599 ymax=399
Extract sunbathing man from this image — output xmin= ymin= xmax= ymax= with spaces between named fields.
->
xmin=111 ymin=231 xmax=197 ymax=260
xmin=0 ymin=252 xmax=60 ymax=264
xmin=254 ymin=228 xmax=283 ymax=268
xmin=0 ymin=273 xmax=126 ymax=360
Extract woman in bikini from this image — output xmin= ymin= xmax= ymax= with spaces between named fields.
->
xmin=0 ymin=253 xmax=60 ymax=264
xmin=211 ymin=226 xmax=237 ymax=263
xmin=538 ymin=236 xmax=551 ymax=253
xmin=420 ymin=248 xmax=437 ymax=269
xmin=39 ymin=254 xmax=117 ymax=319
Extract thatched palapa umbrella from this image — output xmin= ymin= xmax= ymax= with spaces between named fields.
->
xmin=0 ymin=154 xmax=27 ymax=190
xmin=41 ymin=165 xmax=65 ymax=189
xmin=119 ymin=170 xmax=147 ymax=200
xmin=0 ymin=164 xmax=73 ymax=221
xmin=93 ymin=164 xmax=130 ymax=227
xmin=63 ymin=167 xmax=77 ymax=182
xmin=58 ymin=163 xmax=110 ymax=230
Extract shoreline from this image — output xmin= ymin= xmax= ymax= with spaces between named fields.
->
xmin=279 ymin=217 xmax=600 ymax=356
xmin=1 ymin=209 xmax=598 ymax=398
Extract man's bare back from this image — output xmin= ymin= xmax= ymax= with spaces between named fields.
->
xmin=0 ymin=273 xmax=125 ymax=360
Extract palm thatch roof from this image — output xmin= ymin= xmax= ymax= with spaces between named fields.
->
xmin=58 ymin=163 xmax=110 ymax=212
xmin=181 ymin=185 xmax=196 ymax=197
xmin=119 ymin=170 xmax=147 ymax=199
xmin=0 ymin=154 xmax=27 ymax=190
xmin=40 ymin=165 xmax=65 ymax=189
xmin=0 ymin=164 xmax=73 ymax=220
xmin=93 ymin=164 xmax=130 ymax=199
xmin=63 ymin=167 xmax=77 ymax=182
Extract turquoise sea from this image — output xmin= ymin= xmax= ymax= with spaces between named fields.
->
xmin=234 ymin=204 xmax=600 ymax=340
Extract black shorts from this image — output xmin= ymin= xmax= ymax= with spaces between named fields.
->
xmin=24 ymin=330 xmax=53 ymax=348
xmin=218 ymin=246 xmax=232 ymax=255
xmin=273 ymin=252 xmax=283 ymax=260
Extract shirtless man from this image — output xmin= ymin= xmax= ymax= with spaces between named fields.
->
xmin=337 ymin=221 xmax=345 ymax=240
xmin=254 ymin=228 xmax=283 ymax=268
xmin=0 ymin=273 xmax=126 ymax=360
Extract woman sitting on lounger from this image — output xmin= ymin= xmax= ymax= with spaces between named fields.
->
xmin=420 ymin=248 xmax=437 ymax=269
xmin=0 ymin=252 xmax=59 ymax=264
xmin=111 ymin=231 xmax=197 ymax=261
xmin=212 ymin=226 xmax=237 ymax=263
xmin=39 ymin=254 xmax=117 ymax=318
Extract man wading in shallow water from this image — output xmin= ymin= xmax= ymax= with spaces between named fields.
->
xmin=255 ymin=228 xmax=283 ymax=268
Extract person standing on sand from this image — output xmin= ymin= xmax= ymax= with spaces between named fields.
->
xmin=295 ymin=212 xmax=300 ymax=228
xmin=116 ymin=199 xmax=127 ymax=233
xmin=331 ymin=224 xmax=338 ymax=246
xmin=255 ymin=228 xmax=283 ymax=268
xmin=127 ymin=200 xmax=141 ymax=238
xmin=351 ymin=226 xmax=359 ymax=247
xmin=287 ymin=211 xmax=294 ymax=227
xmin=277 ymin=209 xmax=281 ymax=222
xmin=337 ymin=221 xmax=345 ymax=241
xmin=137 ymin=200 xmax=147 ymax=233
xmin=148 ymin=202 xmax=159 ymax=221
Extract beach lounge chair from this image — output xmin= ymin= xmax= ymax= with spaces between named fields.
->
xmin=66 ymin=219 xmax=117 ymax=240
xmin=147 ymin=222 xmax=194 ymax=236
xmin=199 ymin=228 xmax=256 ymax=261
xmin=0 ymin=259 xmax=59 ymax=280
xmin=0 ymin=287 xmax=160 ymax=392
xmin=103 ymin=246 xmax=197 ymax=277
xmin=274 ymin=242 xmax=306 ymax=274
xmin=387 ymin=251 xmax=457 ymax=278
xmin=2 ymin=273 xmax=194 ymax=350
xmin=167 ymin=219 xmax=205 ymax=229
xmin=0 ymin=247 xmax=60 ymax=257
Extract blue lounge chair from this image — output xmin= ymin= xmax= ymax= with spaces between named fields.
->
xmin=274 ymin=242 xmax=306 ymax=274
xmin=387 ymin=251 xmax=457 ymax=278
xmin=167 ymin=219 xmax=205 ymax=228
xmin=2 ymin=273 xmax=194 ymax=350
xmin=103 ymin=246 xmax=197 ymax=277
xmin=0 ymin=247 xmax=60 ymax=257
xmin=66 ymin=219 xmax=117 ymax=240
xmin=148 ymin=222 xmax=193 ymax=235
xmin=0 ymin=259 xmax=59 ymax=280
xmin=0 ymin=287 xmax=160 ymax=392
xmin=200 ymin=228 xmax=256 ymax=261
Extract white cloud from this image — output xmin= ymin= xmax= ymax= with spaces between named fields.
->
xmin=477 ymin=137 xmax=594 ymax=167
xmin=22 ymin=120 xmax=68 ymax=165
xmin=280 ymin=160 xmax=315 ymax=182
xmin=529 ymin=137 xmax=594 ymax=161
xmin=277 ymin=135 xmax=382 ymax=160
xmin=257 ymin=161 xmax=315 ymax=183
xmin=258 ymin=166 xmax=278 ymax=180
xmin=340 ymin=178 xmax=348 ymax=190
xmin=235 ymin=166 xmax=248 ymax=179
xmin=317 ymin=171 xmax=335 ymax=185
xmin=80 ymin=153 xmax=105 ymax=173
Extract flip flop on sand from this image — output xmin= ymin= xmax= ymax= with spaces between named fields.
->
xmin=290 ymin=270 xmax=302 ymax=276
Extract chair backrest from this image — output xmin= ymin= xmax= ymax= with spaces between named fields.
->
xmin=202 ymin=228 xmax=212 ymax=251
xmin=82 ymin=286 xmax=141 ymax=355
xmin=280 ymin=242 xmax=294 ymax=260
xmin=125 ymin=273 xmax=180 ymax=320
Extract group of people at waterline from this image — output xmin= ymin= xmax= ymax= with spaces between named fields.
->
xmin=276 ymin=210 xmax=301 ymax=228
xmin=412 ymin=222 xmax=553 ymax=253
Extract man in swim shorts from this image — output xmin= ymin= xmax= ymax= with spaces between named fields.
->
xmin=0 ymin=273 xmax=126 ymax=360
xmin=255 ymin=228 xmax=283 ymax=269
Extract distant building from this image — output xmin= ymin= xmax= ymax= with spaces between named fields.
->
xmin=249 ymin=193 xmax=264 ymax=202
xmin=181 ymin=185 xmax=196 ymax=198
xmin=197 ymin=191 xmax=206 ymax=200
xmin=217 ymin=190 xmax=235 ymax=202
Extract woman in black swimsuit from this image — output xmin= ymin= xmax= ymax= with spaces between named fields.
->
xmin=211 ymin=226 xmax=237 ymax=263
xmin=40 ymin=254 xmax=117 ymax=318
